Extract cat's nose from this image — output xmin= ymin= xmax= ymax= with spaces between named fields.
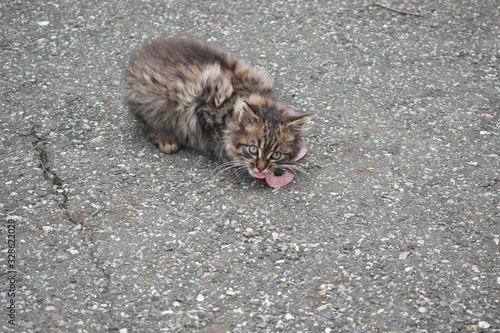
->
xmin=256 ymin=159 xmax=267 ymax=172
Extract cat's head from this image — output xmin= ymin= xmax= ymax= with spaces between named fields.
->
xmin=224 ymin=96 xmax=309 ymax=179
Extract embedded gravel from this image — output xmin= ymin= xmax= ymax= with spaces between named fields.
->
xmin=1 ymin=1 xmax=498 ymax=332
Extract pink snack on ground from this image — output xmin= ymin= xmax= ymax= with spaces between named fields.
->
xmin=264 ymin=147 xmax=308 ymax=188
xmin=265 ymin=170 xmax=295 ymax=188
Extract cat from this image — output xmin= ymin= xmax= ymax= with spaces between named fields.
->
xmin=124 ymin=36 xmax=309 ymax=180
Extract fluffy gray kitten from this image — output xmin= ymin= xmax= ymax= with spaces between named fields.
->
xmin=124 ymin=36 xmax=309 ymax=179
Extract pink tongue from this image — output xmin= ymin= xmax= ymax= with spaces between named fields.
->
xmin=253 ymin=171 xmax=266 ymax=179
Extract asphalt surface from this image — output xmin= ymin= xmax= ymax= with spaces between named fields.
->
xmin=1 ymin=0 xmax=499 ymax=332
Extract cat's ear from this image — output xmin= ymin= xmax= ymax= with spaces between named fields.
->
xmin=238 ymin=101 xmax=259 ymax=125
xmin=286 ymin=115 xmax=310 ymax=134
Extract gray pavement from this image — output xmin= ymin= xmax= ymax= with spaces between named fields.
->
xmin=1 ymin=0 xmax=499 ymax=332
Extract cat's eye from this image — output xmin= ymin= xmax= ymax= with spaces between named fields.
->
xmin=271 ymin=152 xmax=282 ymax=160
xmin=248 ymin=145 xmax=259 ymax=155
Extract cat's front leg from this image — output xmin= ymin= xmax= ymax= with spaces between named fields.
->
xmin=148 ymin=131 xmax=181 ymax=154
xmin=156 ymin=139 xmax=180 ymax=154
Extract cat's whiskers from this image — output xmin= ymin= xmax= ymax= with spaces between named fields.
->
xmin=234 ymin=167 xmax=251 ymax=179
xmin=213 ymin=161 xmax=248 ymax=178
xmin=277 ymin=164 xmax=308 ymax=180
xmin=222 ymin=165 xmax=250 ymax=181
xmin=213 ymin=160 xmax=244 ymax=171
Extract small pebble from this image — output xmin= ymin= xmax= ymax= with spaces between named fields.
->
xmin=399 ymin=252 xmax=410 ymax=260
xmin=478 ymin=321 xmax=490 ymax=329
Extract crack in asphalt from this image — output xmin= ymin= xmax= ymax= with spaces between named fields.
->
xmin=29 ymin=127 xmax=74 ymax=224
xmin=30 ymin=127 xmax=111 ymax=293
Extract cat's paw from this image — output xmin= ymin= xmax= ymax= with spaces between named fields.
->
xmin=156 ymin=139 xmax=180 ymax=154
